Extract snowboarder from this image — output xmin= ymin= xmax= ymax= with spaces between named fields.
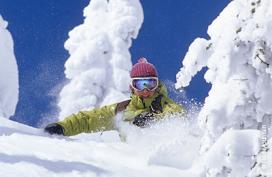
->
xmin=44 ymin=57 xmax=186 ymax=136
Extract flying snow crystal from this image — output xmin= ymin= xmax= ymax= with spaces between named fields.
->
xmin=58 ymin=0 xmax=144 ymax=119
xmin=0 ymin=15 xmax=19 ymax=118
xmin=176 ymin=0 xmax=272 ymax=176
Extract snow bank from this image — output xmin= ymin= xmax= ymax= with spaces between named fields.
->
xmin=176 ymin=0 xmax=272 ymax=176
xmin=58 ymin=0 xmax=143 ymax=119
xmin=195 ymin=129 xmax=260 ymax=177
xmin=0 ymin=15 xmax=19 ymax=118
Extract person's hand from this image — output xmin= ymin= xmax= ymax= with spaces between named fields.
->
xmin=44 ymin=123 xmax=64 ymax=135
xmin=132 ymin=112 xmax=154 ymax=128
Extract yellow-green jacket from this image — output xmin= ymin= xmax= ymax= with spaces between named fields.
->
xmin=57 ymin=82 xmax=185 ymax=136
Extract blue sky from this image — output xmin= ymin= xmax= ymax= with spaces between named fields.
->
xmin=0 ymin=0 xmax=229 ymax=127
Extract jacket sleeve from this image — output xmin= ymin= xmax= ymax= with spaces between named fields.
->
xmin=57 ymin=104 xmax=117 ymax=136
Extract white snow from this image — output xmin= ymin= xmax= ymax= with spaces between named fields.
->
xmin=58 ymin=0 xmax=143 ymax=119
xmin=195 ymin=129 xmax=260 ymax=177
xmin=0 ymin=114 xmax=262 ymax=177
xmin=0 ymin=15 xmax=19 ymax=118
xmin=0 ymin=115 xmax=200 ymax=177
xmin=176 ymin=0 xmax=272 ymax=176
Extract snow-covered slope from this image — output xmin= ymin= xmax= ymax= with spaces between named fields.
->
xmin=176 ymin=0 xmax=272 ymax=176
xmin=0 ymin=15 xmax=19 ymax=118
xmin=0 ymin=116 xmax=202 ymax=177
xmin=58 ymin=0 xmax=143 ymax=119
xmin=0 ymin=114 xmax=262 ymax=177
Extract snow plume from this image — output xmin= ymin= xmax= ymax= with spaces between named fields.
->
xmin=58 ymin=0 xmax=143 ymax=119
xmin=0 ymin=15 xmax=19 ymax=119
xmin=176 ymin=0 xmax=272 ymax=176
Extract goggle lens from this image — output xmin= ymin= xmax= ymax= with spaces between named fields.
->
xmin=132 ymin=78 xmax=158 ymax=91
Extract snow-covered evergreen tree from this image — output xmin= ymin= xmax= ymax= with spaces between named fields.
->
xmin=0 ymin=15 xmax=19 ymax=118
xmin=176 ymin=0 xmax=272 ymax=176
xmin=58 ymin=0 xmax=143 ymax=119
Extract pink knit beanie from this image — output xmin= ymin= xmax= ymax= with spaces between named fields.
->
xmin=130 ymin=57 xmax=158 ymax=78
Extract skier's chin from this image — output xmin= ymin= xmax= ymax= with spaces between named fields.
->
xmin=141 ymin=93 xmax=153 ymax=98
xmin=141 ymin=94 xmax=153 ymax=98
xmin=135 ymin=89 xmax=155 ymax=98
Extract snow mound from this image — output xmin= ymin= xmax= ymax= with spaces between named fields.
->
xmin=0 ymin=15 xmax=19 ymax=118
xmin=196 ymin=129 xmax=260 ymax=177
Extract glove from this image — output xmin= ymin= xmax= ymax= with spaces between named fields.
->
xmin=44 ymin=123 xmax=64 ymax=135
xmin=150 ymin=95 xmax=163 ymax=113
xmin=132 ymin=112 xmax=154 ymax=128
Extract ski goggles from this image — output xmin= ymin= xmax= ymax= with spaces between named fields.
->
xmin=131 ymin=77 xmax=159 ymax=91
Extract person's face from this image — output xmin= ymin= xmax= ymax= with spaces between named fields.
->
xmin=134 ymin=89 xmax=155 ymax=98
xmin=130 ymin=77 xmax=158 ymax=98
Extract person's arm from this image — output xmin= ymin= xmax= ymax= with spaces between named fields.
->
xmin=55 ymin=103 xmax=117 ymax=136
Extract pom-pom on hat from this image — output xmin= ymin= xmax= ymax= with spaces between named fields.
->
xmin=130 ymin=57 xmax=158 ymax=78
